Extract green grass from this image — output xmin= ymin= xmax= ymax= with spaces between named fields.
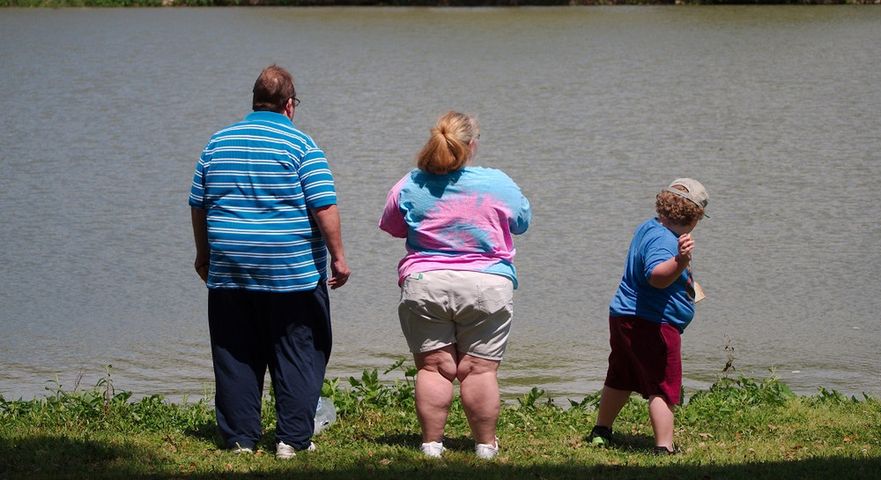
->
xmin=2 ymin=363 xmax=880 ymax=479
xmin=1 ymin=0 xmax=877 ymax=7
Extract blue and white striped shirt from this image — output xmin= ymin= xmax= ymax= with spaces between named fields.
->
xmin=189 ymin=111 xmax=337 ymax=292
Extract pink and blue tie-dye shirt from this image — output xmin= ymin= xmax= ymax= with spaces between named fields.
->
xmin=379 ymin=167 xmax=531 ymax=288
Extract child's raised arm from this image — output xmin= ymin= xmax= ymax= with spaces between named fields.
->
xmin=648 ymin=234 xmax=693 ymax=289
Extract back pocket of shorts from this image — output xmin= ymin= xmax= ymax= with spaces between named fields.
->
xmin=476 ymin=277 xmax=513 ymax=314
xmin=401 ymin=273 xmax=431 ymax=310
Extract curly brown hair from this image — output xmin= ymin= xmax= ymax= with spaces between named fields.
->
xmin=656 ymin=189 xmax=704 ymax=226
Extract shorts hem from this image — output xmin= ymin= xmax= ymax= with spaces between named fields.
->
xmin=604 ymin=381 xmax=677 ymax=405
xmin=413 ymin=342 xmax=455 ymax=355
xmin=457 ymin=349 xmax=504 ymax=362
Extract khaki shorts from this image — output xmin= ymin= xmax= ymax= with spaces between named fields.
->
xmin=398 ymin=270 xmax=514 ymax=361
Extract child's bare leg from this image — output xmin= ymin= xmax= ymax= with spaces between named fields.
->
xmin=596 ymin=385 xmax=631 ymax=427
xmin=648 ymin=395 xmax=675 ymax=448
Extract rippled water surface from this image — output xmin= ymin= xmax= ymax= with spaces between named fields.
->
xmin=1 ymin=6 xmax=879 ymax=401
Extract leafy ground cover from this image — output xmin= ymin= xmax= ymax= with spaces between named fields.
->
xmin=3 ymin=0 xmax=879 ymax=7
xmin=2 ymin=363 xmax=879 ymax=479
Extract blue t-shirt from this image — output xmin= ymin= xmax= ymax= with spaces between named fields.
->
xmin=189 ymin=111 xmax=337 ymax=292
xmin=609 ymin=218 xmax=696 ymax=332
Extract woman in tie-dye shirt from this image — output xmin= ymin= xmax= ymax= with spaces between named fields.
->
xmin=380 ymin=111 xmax=531 ymax=460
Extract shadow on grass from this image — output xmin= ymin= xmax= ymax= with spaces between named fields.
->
xmin=2 ymin=436 xmax=879 ymax=480
xmin=375 ymin=433 xmax=479 ymax=453
xmin=183 ymin=419 xmax=222 ymax=445
xmin=0 ymin=435 xmax=162 ymax=478
xmin=381 ymin=430 xmax=665 ymax=454
xmin=291 ymin=456 xmax=879 ymax=480
xmin=599 ymin=430 xmax=657 ymax=453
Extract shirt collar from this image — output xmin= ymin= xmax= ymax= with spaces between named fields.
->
xmin=245 ymin=110 xmax=293 ymax=126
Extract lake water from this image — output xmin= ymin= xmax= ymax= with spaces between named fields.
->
xmin=1 ymin=6 xmax=879 ymax=402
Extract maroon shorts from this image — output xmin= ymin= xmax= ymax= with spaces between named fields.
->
xmin=604 ymin=315 xmax=682 ymax=405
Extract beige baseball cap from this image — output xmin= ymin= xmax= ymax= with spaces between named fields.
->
xmin=663 ymin=178 xmax=709 ymax=218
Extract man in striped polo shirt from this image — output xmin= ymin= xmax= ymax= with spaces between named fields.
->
xmin=189 ymin=64 xmax=350 ymax=458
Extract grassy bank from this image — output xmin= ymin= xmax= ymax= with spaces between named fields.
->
xmin=2 ymin=0 xmax=879 ymax=7
xmin=1 ymin=364 xmax=880 ymax=479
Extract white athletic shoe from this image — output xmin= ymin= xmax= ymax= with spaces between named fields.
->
xmin=475 ymin=437 xmax=499 ymax=460
xmin=420 ymin=441 xmax=445 ymax=458
xmin=276 ymin=441 xmax=316 ymax=459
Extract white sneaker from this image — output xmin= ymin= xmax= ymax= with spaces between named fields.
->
xmin=232 ymin=445 xmax=253 ymax=454
xmin=276 ymin=441 xmax=316 ymax=459
xmin=475 ymin=437 xmax=499 ymax=460
xmin=420 ymin=441 xmax=445 ymax=458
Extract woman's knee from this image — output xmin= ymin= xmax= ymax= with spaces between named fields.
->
xmin=456 ymin=354 xmax=500 ymax=382
xmin=416 ymin=347 xmax=458 ymax=382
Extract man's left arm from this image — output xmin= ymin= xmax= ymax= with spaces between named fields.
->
xmin=312 ymin=205 xmax=350 ymax=289
xmin=299 ymin=146 xmax=350 ymax=289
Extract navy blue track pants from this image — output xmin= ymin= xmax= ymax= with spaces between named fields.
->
xmin=208 ymin=284 xmax=331 ymax=450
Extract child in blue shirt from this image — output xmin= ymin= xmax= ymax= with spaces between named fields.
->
xmin=589 ymin=178 xmax=709 ymax=455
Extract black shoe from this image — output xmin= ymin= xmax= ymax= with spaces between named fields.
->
xmin=588 ymin=425 xmax=612 ymax=447
xmin=652 ymin=445 xmax=678 ymax=455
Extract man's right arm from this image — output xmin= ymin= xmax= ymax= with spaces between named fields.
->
xmin=191 ymin=207 xmax=210 ymax=283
